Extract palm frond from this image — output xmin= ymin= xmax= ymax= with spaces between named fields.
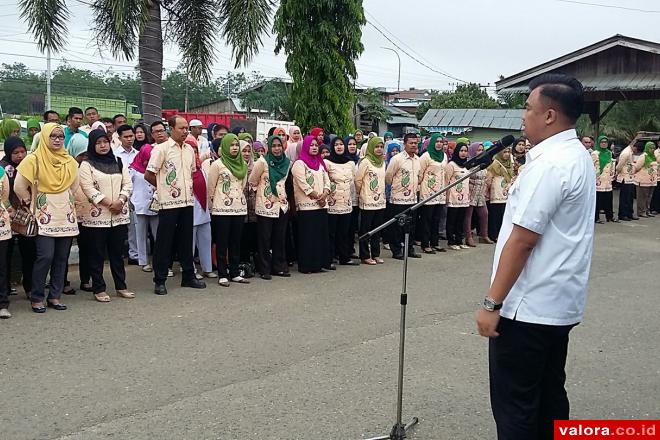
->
xmin=90 ymin=0 xmax=150 ymax=60
xmin=19 ymin=0 xmax=70 ymax=53
xmin=218 ymin=0 xmax=273 ymax=68
xmin=169 ymin=0 xmax=218 ymax=83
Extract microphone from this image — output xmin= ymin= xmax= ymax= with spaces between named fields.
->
xmin=464 ymin=135 xmax=516 ymax=169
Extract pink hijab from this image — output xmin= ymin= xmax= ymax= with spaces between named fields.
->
xmin=129 ymin=144 xmax=154 ymax=174
xmin=296 ymin=135 xmax=326 ymax=171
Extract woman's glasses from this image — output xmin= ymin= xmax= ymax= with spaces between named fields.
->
xmin=49 ymin=134 xmax=65 ymax=140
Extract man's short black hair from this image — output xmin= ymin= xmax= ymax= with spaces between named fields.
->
xmin=150 ymin=120 xmax=166 ymax=131
xmin=85 ymin=106 xmax=98 ymax=113
xmin=100 ymin=117 xmax=114 ymax=124
xmin=403 ymin=133 xmax=417 ymax=143
xmin=68 ymin=107 xmax=83 ymax=118
xmin=581 ymin=135 xmax=594 ymax=141
xmin=117 ymin=124 xmax=135 ymax=137
xmin=528 ymin=73 xmax=584 ymax=124
xmin=113 ymin=114 xmax=127 ymax=123
xmin=43 ymin=110 xmax=59 ymax=121
xmin=213 ymin=124 xmax=229 ymax=134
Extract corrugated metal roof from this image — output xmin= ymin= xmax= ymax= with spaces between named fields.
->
xmin=420 ymin=109 xmax=524 ymax=130
xmin=388 ymin=115 xmax=419 ymax=126
xmin=500 ymin=73 xmax=660 ymax=94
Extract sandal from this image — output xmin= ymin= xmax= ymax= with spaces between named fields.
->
xmin=94 ymin=292 xmax=111 ymax=303
xmin=362 ymin=258 xmax=377 ymax=265
xmin=218 ymin=278 xmax=230 ymax=287
xmin=423 ymin=248 xmax=436 ymax=254
xmin=117 ymin=290 xmax=135 ymax=299
xmin=231 ymin=276 xmax=250 ymax=284
xmin=375 ymin=258 xmax=385 ymax=264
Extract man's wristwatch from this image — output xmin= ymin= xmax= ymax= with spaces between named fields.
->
xmin=483 ymin=297 xmax=503 ymax=312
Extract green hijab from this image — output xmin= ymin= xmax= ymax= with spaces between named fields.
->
xmin=0 ymin=118 xmax=20 ymax=141
xmin=595 ymin=135 xmax=612 ymax=174
xmin=26 ymin=118 xmax=41 ymax=145
xmin=366 ymin=136 xmax=385 ymax=167
xmin=426 ymin=133 xmax=445 ymax=163
xmin=238 ymin=132 xmax=253 ymax=142
xmin=220 ymin=133 xmax=248 ymax=179
xmin=264 ymin=135 xmax=290 ymax=197
xmin=456 ymin=136 xmax=470 ymax=146
xmin=383 ymin=131 xmax=393 ymax=140
xmin=643 ymin=141 xmax=656 ymax=168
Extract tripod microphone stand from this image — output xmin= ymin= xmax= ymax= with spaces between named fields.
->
xmin=361 ymin=161 xmax=491 ymax=440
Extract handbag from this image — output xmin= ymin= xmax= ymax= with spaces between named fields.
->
xmin=148 ymin=191 xmax=161 ymax=212
xmin=10 ymin=159 xmax=39 ymax=237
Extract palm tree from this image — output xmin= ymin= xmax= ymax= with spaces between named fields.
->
xmin=19 ymin=0 xmax=273 ymax=124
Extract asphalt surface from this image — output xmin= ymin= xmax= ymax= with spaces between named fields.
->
xmin=1 ymin=216 xmax=659 ymax=440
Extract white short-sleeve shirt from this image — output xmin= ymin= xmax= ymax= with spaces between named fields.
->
xmin=491 ymin=129 xmax=596 ymax=326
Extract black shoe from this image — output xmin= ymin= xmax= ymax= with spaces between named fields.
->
xmin=619 ymin=216 xmax=631 ymax=221
xmin=323 ymin=264 xmax=337 ymax=271
xmin=339 ymin=260 xmax=360 ymax=266
xmin=181 ymin=279 xmax=206 ymax=289
xmin=608 ymin=218 xmax=621 ymax=223
xmin=80 ymin=283 xmax=94 ymax=292
xmin=595 ymin=219 xmax=604 ymax=224
xmin=631 ymin=216 xmax=640 ymax=220
xmin=392 ymin=254 xmax=404 ymax=260
xmin=409 ymin=252 xmax=422 ymax=258
xmin=261 ymin=274 xmax=272 ymax=280
xmin=154 ymin=284 xmax=168 ymax=295
xmin=31 ymin=305 xmax=47 ymax=313
xmin=47 ymin=302 xmax=67 ymax=311
xmin=273 ymin=271 xmax=291 ymax=277
xmin=128 ymin=258 xmax=140 ymax=266
xmin=62 ymin=287 xmax=76 ymax=295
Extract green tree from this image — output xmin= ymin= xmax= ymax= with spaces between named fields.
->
xmin=356 ymin=88 xmax=389 ymax=128
xmin=0 ymin=63 xmax=44 ymax=114
xmin=19 ymin=0 xmax=272 ymax=123
xmin=416 ymin=83 xmax=498 ymax=119
xmin=577 ymin=100 xmax=660 ymax=142
xmin=274 ymin=0 xmax=366 ymax=134
xmin=241 ymin=80 xmax=293 ymax=120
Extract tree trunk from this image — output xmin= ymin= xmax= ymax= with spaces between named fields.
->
xmin=139 ymin=1 xmax=163 ymax=125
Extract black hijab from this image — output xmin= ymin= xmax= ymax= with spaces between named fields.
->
xmin=344 ymin=136 xmax=359 ymax=163
xmin=327 ymin=138 xmax=351 ymax=164
xmin=86 ymin=129 xmax=122 ymax=174
xmin=133 ymin=123 xmax=151 ymax=150
xmin=2 ymin=136 xmax=25 ymax=167
xmin=231 ymin=126 xmax=245 ymax=135
xmin=451 ymin=142 xmax=469 ymax=168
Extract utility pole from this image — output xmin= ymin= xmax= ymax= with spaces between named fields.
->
xmin=46 ymin=47 xmax=52 ymax=110
xmin=184 ymin=69 xmax=189 ymax=112
xmin=382 ymin=47 xmax=401 ymax=92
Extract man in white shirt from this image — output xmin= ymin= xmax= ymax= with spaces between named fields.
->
xmin=476 ymin=73 xmax=595 ymax=440
xmin=189 ymin=119 xmax=210 ymax=157
xmin=114 ymin=124 xmax=140 ymax=264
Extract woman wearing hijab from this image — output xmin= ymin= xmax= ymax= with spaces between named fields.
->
xmin=633 ymin=141 xmax=658 ymax=218
xmin=240 ymin=139 xmax=258 ymax=272
xmin=291 ymin=135 xmax=331 ymax=273
xmin=310 ymin=127 xmax=325 ymax=146
xmin=207 ymin=123 xmax=218 ymax=142
xmin=15 ymin=123 xmax=80 ymax=313
xmin=248 ymin=135 xmax=291 ymax=279
xmin=464 ymin=142 xmax=492 ymax=247
xmin=231 ymin=126 xmax=246 ymax=135
xmin=207 ymin=133 xmax=249 ymax=286
xmin=0 ymin=164 xmax=11 ymax=318
xmin=512 ymin=137 xmax=527 ymax=177
xmin=253 ymin=141 xmax=266 ymax=159
xmin=382 ymin=140 xmax=401 ymax=250
xmin=133 ymin=123 xmax=152 ymax=150
xmin=443 ymin=142 xmax=470 ymax=250
xmin=69 ymin=134 xmax=93 ymax=293
xmin=78 ymin=129 xmax=134 ymax=303
xmin=345 ymin=135 xmax=360 ymax=256
xmin=418 ymin=133 xmax=448 ymax=254
xmin=325 ymin=137 xmax=359 ymax=267
xmin=485 ymin=146 xmax=513 ymax=242
xmin=355 ymin=136 xmax=386 ymax=265
xmin=319 ymin=144 xmax=331 ymax=159
xmin=592 ymin=135 xmax=617 ymax=223
xmin=0 ymin=118 xmax=21 ymax=147
xmin=288 ymin=126 xmax=303 ymax=152
xmin=273 ymin=127 xmax=287 ymax=140
xmin=184 ymin=135 xmax=215 ymax=280
xmin=129 ymin=144 xmax=158 ymax=272
xmin=0 ymin=137 xmax=36 ymax=301
xmin=383 ymin=131 xmax=394 ymax=143
xmin=26 ymin=118 xmax=41 ymax=146
xmin=238 ymin=132 xmax=254 ymax=145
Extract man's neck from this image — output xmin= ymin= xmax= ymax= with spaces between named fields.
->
xmin=68 ymin=125 xmax=78 ymax=133
xmin=121 ymin=144 xmax=134 ymax=152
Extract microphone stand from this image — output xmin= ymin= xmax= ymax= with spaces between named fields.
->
xmin=361 ymin=160 xmax=491 ymax=440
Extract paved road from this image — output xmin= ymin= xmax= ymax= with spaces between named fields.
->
xmin=2 ymin=218 xmax=659 ymax=439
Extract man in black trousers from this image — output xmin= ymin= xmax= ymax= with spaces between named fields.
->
xmin=145 ymin=116 xmax=205 ymax=295
xmin=476 ymin=73 xmax=596 ymax=440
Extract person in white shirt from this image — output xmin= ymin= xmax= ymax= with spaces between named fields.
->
xmin=114 ymin=125 xmax=140 ymax=264
xmin=476 ymin=73 xmax=595 ymax=440
xmin=189 ymin=119 xmax=210 ymax=158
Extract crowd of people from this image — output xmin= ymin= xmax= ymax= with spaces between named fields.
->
xmin=0 ymin=106 xmax=658 ymax=320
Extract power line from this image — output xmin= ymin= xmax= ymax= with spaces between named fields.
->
xmin=555 ymin=0 xmax=660 ymax=12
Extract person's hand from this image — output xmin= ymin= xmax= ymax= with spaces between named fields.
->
xmin=308 ymin=191 xmax=319 ymax=199
xmin=268 ymin=194 xmax=278 ymax=204
xmin=109 ymin=200 xmax=123 ymax=214
xmin=476 ymin=308 xmax=500 ymax=338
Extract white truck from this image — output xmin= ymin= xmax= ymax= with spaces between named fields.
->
xmin=255 ymin=118 xmax=297 ymax=142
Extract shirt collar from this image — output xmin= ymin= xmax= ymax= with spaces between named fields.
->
xmin=527 ymin=129 xmax=578 ymax=163
xmin=116 ymin=145 xmax=136 ymax=154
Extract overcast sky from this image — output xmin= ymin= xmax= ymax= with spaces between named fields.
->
xmin=1 ymin=0 xmax=658 ymax=93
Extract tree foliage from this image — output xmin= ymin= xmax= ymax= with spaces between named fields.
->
xmin=274 ymin=0 xmax=365 ymax=134
xmin=357 ymin=88 xmax=389 ymax=126
xmin=416 ymin=83 xmax=498 ymax=119
xmin=577 ymin=100 xmax=660 ymax=143
xmin=241 ymin=80 xmax=293 ymax=120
